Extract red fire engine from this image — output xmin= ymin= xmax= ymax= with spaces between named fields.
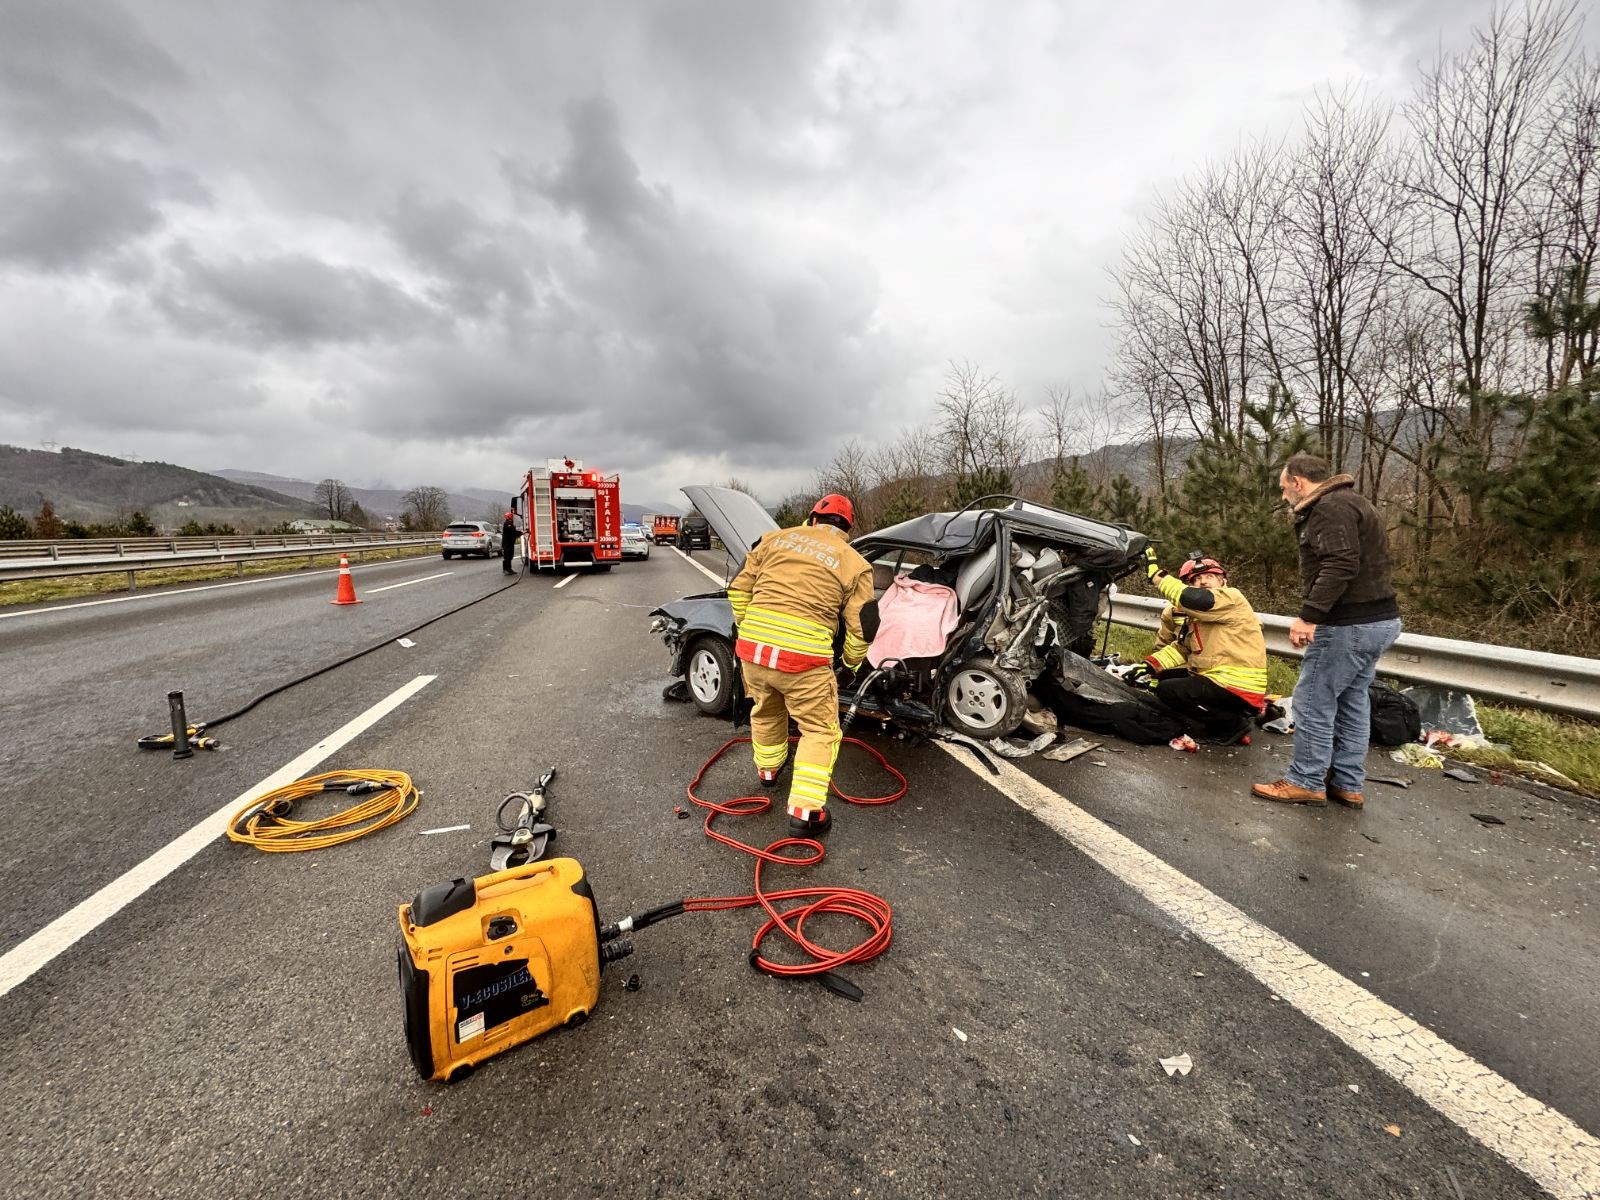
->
xmin=514 ymin=458 xmax=622 ymax=571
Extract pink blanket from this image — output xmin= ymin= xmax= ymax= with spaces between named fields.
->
xmin=867 ymin=576 xmax=960 ymax=668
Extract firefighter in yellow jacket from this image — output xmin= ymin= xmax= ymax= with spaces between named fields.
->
xmin=727 ymin=494 xmax=873 ymax=836
xmin=1131 ymin=549 xmax=1268 ymax=744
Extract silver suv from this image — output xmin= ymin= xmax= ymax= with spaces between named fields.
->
xmin=440 ymin=520 xmax=502 ymax=560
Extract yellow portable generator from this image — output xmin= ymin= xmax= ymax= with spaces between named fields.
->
xmin=397 ymin=857 xmax=623 ymax=1082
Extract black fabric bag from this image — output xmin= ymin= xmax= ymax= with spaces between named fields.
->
xmin=1368 ymin=682 xmax=1422 ymax=746
xmin=1034 ymin=673 xmax=1184 ymax=745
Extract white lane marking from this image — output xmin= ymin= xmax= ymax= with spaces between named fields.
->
xmin=0 ymin=560 xmax=422 ymax=620
xmin=553 ymin=573 xmax=578 ymax=590
xmin=940 ymin=746 xmax=1600 ymax=1200
xmin=0 ymin=674 xmax=437 ymax=1001
xmin=674 ymin=546 xmax=727 ymax=587
xmin=368 ymin=571 xmax=452 ymax=593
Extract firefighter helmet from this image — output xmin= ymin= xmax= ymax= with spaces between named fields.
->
xmin=810 ymin=493 xmax=854 ymax=530
xmin=1178 ymin=554 xmax=1226 ymax=583
xmin=504 ymin=511 xmax=515 ymax=520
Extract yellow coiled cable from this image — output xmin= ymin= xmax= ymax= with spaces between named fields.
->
xmin=225 ymin=769 xmax=419 ymax=852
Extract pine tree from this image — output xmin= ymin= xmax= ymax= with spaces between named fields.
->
xmin=0 ymin=505 xmax=29 ymax=539
xmin=1049 ymin=459 xmax=1107 ymax=517
xmin=949 ymin=465 xmax=1013 ymax=510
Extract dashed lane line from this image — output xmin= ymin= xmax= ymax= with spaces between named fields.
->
xmin=367 ymin=571 xmax=453 ymax=593
xmin=0 ymin=674 xmax=437 ymax=1001
xmin=942 ymin=746 xmax=1600 ymax=1200
xmin=553 ymin=573 xmax=578 ymax=590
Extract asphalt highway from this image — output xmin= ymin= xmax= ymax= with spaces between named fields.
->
xmin=0 ymin=547 xmax=1595 ymax=1198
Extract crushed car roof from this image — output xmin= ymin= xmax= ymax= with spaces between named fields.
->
xmin=860 ymin=500 xmax=1145 ymax=556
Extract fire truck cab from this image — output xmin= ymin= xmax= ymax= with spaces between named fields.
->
xmin=513 ymin=458 xmax=622 ymax=571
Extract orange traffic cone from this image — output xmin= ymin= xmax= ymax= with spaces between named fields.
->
xmin=330 ymin=554 xmax=362 ymax=605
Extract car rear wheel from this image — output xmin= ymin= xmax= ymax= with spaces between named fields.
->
xmin=686 ymin=637 xmax=736 ymax=716
xmin=442 ymin=551 xmax=452 ymax=559
xmin=943 ymin=655 xmax=1028 ymax=738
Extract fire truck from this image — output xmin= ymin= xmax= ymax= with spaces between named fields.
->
xmin=513 ymin=458 xmax=622 ymax=571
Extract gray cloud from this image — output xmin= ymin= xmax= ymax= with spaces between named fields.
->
xmin=0 ymin=149 xmax=207 ymax=271
xmin=154 ymin=246 xmax=441 ymax=347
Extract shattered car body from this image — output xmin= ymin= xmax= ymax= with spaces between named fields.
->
xmin=650 ymin=487 xmax=1150 ymax=739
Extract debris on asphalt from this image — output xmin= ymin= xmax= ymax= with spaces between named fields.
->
xmin=1405 ymin=685 xmax=1485 ymax=739
xmin=396 ymin=637 xmax=416 ymax=648
xmin=1470 ymin=813 xmax=1507 ymax=826
xmin=662 ymin=680 xmax=690 ymax=703
xmin=1168 ymin=734 xmax=1199 ymax=753
xmin=418 ymin=824 xmax=471 ymax=836
xmin=1368 ymin=776 xmax=1412 ymax=789
xmin=1443 ymin=767 xmax=1480 ymax=783
xmin=952 ymin=1027 xmax=968 ymax=1043
xmin=987 ymin=732 xmax=1055 ymax=759
xmin=1020 ymin=700 xmax=1059 ymax=735
xmin=1512 ymin=759 xmax=1583 ymax=791
xmin=1159 ymin=1053 xmax=1193 ymax=1077
xmin=1384 ymin=1124 xmax=1402 ymax=1137
xmin=1127 ymin=1134 xmax=1142 ymax=1147
xmin=1261 ymin=698 xmax=1294 ymax=734
xmin=624 ymin=974 xmax=642 ymax=992
xmin=1348 ymin=1084 xmax=1360 ymax=1094
xmin=1297 ymin=873 xmax=1309 ymax=882
xmin=1360 ymin=832 xmax=1381 ymax=844
xmin=1043 ymin=737 xmax=1101 ymax=763
xmin=673 ymin=805 xmax=689 ymax=819
xmin=1391 ymin=743 xmax=1444 ymax=769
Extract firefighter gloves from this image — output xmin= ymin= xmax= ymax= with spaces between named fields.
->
xmin=1144 ymin=545 xmax=1163 ymax=581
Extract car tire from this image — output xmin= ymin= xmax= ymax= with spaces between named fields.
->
xmin=442 ymin=551 xmax=452 ymax=560
xmin=685 ymin=637 xmax=737 ymax=716
xmin=943 ymin=655 xmax=1028 ymax=739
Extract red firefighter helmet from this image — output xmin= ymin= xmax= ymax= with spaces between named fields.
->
xmin=504 ymin=511 xmax=515 ymax=520
xmin=810 ymin=493 xmax=854 ymax=530
xmin=1178 ymin=554 xmax=1226 ymax=583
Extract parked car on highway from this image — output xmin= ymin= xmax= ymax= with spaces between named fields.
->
xmin=678 ymin=513 xmax=712 ymax=551
xmin=650 ymin=486 xmax=1149 ymax=738
xmin=440 ymin=520 xmax=502 ymax=559
xmin=621 ymin=524 xmax=651 ymax=560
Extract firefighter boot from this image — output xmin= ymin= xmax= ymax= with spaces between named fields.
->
xmin=788 ymin=805 xmax=832 ymax=837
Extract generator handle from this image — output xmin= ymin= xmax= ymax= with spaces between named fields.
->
xmin=476 ymin=858 xmax=563 ymax=899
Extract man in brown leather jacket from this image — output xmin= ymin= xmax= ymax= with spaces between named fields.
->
xmin=1253 ymin=453 xmax=1402 ymax=810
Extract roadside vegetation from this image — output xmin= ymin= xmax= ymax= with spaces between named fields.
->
xmin=0 ymin=545 xmax=440 ymax=607
xmin=1101 ymin=622 xmax=1600 ymax=798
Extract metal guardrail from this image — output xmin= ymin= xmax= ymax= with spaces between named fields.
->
xmin=1109 ymin=592 xmax=1600 ymax=720
xmin=0 ymin=533 xmax=439 ymax=586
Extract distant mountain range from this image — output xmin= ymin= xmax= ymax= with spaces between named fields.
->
xmin=0 ymin=444 xmax=684 ymax=532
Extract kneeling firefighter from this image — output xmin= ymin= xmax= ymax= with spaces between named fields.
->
xmin=727 ymin=494 xmax=874 ymax=836
xmin=1131 ymin=549 xmax=1268 ymax=743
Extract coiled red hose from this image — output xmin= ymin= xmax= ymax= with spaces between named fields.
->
xmin=682 ymin=735 xmax=905 ymax=979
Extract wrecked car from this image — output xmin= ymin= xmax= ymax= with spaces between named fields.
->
xmin=651 ymin=486 xmax=1150 ymax=739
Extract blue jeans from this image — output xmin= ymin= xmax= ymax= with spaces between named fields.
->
xmin=1286 ymin=618 xmax=1403 ymax=793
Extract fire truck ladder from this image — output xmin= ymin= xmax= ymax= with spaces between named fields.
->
xmin=530 ymin=470 xmax=556 ymax=567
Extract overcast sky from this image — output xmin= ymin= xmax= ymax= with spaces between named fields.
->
xmin=0 ymin=0 xmax=1535 ymax=507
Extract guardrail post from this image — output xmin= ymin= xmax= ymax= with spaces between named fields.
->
xmin=126 ymin=569 xmax=136 ymax=591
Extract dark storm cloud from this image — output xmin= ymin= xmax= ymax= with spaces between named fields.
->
xmin=387 ymin=191 xmax=540 ymax=318
xmin=154 ymin=246 xmax=441 ymax=347
xmin=0 ymin=149 xmax=207 ymax=271
xmin=0 ymin=0 xmax=185 ymax=144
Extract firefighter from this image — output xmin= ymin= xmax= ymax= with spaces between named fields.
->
xmin=501 ymin=511 xmax=519 ymax=574
xmin=1129 ymin=549 xmax=1268 ymax=743
xmin=727 ymin=494 xmax=873 ymax=836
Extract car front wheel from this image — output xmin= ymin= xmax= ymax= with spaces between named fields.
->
xmin=686 ymin=637 xmax=737 ymax=716
xmin=943 ymin=655 xmax=1028 ymax=738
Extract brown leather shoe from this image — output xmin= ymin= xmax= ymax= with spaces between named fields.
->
xmin=1251 ymin=779 xmax=1328 ymax=806
xmin=1328 ymin=787 xmax=1364 ymax=809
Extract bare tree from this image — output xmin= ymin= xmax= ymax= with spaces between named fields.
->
xmin=402 ymin=486 xmax=450 ymax=531
xmin=933 ymin=360 xmax=1032 ymax=482
xmin=314 ymin=478 xmax=354 ymax=522
xmin=816 ymin=439 xmax=875 ymax=529
xmin=1383 ymin=0 xmax=1579 ymax=453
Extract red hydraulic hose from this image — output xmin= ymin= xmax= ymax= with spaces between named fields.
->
xmin=681 ymin=736 xmax=905 ymax=979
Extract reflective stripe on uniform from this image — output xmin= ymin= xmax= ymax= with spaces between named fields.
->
xmin=788 ymin=760 xmax=832 ymax=809
xmin=841 ymin=629 xmax=868 ymax=669
xmin=738 ymin=605 xmax=835 ymax=657
xmin=751 ymin=737 xmax=789 ymax=769
xmin=1200 ymin=663 xmax=1268 ymax=698
xmin=1147 ymin=643 xmax=1187 ymax=672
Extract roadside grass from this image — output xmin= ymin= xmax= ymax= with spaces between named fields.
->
xmin=1099 ymin=621 xmax=1600 ymax=797
xmin=0 ymin=545 xmax=441 ymax=607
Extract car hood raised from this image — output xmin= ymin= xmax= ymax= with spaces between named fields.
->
xmin=681 ymin=485 xmax=780 ymax=569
